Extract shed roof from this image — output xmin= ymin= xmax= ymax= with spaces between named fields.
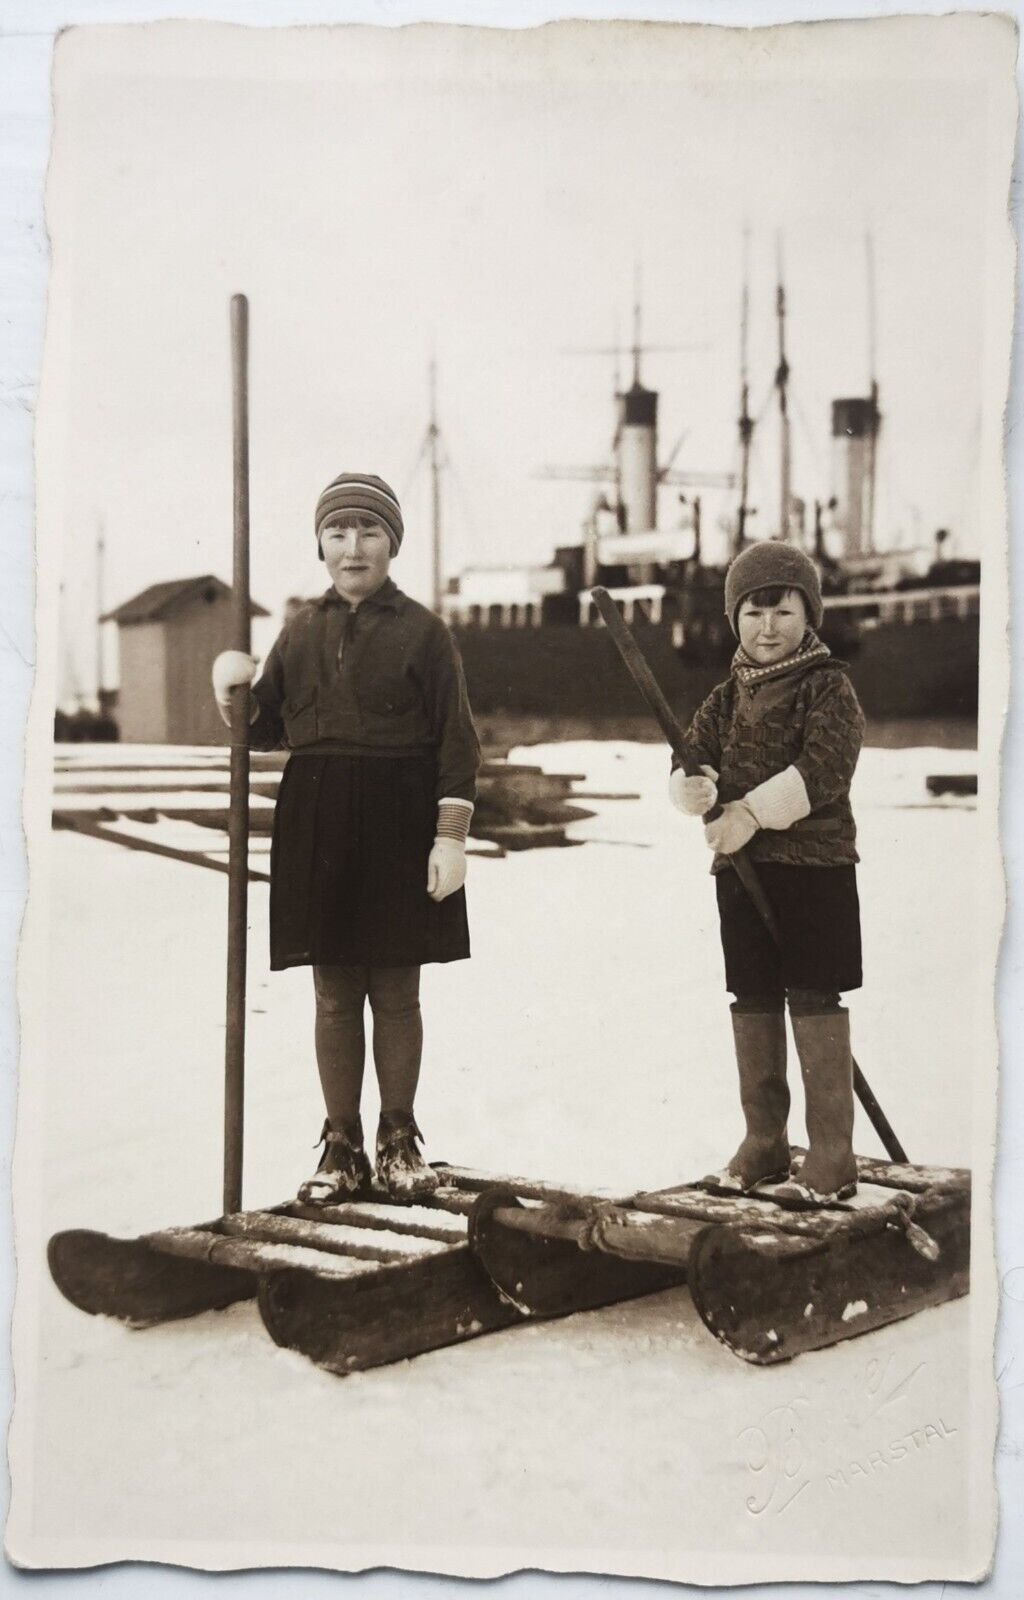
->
xmin=103 ymin=575 xmax=269 ymax=625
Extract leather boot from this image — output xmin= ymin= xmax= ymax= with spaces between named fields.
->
xmin=375 ymin=1111 xmax=439 ymax=1201
xmin=775 ymin=1009 xmax=858 ymax=1205
xmin=703 ymin=1010 xmax=791 ymax=1193
xmin=297 ymin=1117 xmax=372 ymax=1204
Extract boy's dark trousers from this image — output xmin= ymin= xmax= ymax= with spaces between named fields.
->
xmin=715 ymin=862 xmax=862 ymax=1000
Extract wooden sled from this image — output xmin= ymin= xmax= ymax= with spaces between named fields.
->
xmin=462 ymin=1154 xmax=971 ymax=1365
xmin=47 ymin=1173 xmax=684 ymax=1377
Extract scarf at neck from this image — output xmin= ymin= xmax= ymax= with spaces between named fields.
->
xmin=732 ymin=628 xmax=831 ymax=688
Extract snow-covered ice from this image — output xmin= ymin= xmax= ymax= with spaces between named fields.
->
xmin=9 ymin=741 xmax=993 ymax=1581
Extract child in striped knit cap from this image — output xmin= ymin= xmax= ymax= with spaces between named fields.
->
xmin=212 ymin=473 xmax=480 ymax=1202
xmin=669 ymin=541 xmax=866 ymax=1206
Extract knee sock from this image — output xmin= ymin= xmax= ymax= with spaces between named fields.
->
xmin=312 ymin=964 xmax=367 ymax=1128
xmin=786 ymin=988 xmax=842 ymax=1017
xmin=731 ymin=990 xmax=786 ymax=1016
xmin=369 ymin=965 xmax=423 ymax=1116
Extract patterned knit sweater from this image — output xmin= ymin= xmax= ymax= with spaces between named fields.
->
xmin=676 ymin=638 xmax=865 ymax=872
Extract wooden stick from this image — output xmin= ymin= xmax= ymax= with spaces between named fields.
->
xmin=590 ymin=586 xmax=908 ymax=1165
xmin=224 ymin=293 xmax=251 ymax=1215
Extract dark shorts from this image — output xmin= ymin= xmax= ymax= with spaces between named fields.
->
xmin=715 ymin=862 xmax=862 ymax=999
xmin=269 ymin=749 xmax=470 ymax=971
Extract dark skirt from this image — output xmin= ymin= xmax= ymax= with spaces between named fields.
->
xmin=715 ymin=863 xmax=862 ymax=998
xmin=269 ymin=749 xmax=470 ymax=971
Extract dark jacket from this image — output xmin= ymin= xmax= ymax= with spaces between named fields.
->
xmin=678 ymin=655 xmax=865 ymax=870
xmin=249 ymin=579 xmax=480 ymax=802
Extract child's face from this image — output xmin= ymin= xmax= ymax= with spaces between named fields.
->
xmin=321 ymin=515 xmax=392 ymax=602
xmin=737 ymin=588 xmax=807 ymax=664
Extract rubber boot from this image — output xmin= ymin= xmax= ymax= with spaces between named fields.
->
xmin=703 ymin=1011 xmax=791 ymax=1194
xmin=375 ymin=1111 xmax=439 ymax=1202
xmin=775 ymin=1010 xmax=858 ymax=1206
xmin=297 ymin=1117 xmax=373 ymax=1204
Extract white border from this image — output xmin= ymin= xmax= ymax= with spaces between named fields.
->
xmin=1 ymin=2 xmax=1020 ymax=1595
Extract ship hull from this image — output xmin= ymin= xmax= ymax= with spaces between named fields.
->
xmin=453 ymin=615 xmax=978 ymax=740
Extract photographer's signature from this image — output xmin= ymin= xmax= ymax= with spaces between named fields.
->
xmin=738 ymin=1354 xmax=958 ymax=1516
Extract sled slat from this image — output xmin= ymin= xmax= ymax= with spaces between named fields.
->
xmin=433 ymin=1165 xmax=628 ymax=1206
xmin=282 ymin=1199 xmax=468 ymax=1242
xmin=852 ymin=1153 xmax=970 ymax=1193
xmin=424 ymin=1185 xmax=480 ymax=1215
xmin=219 ymin=1211 xmax=451 ymax=1261
xmin=630 ymin=1189 xmax=840 ymax=1237
xmin=143 ymin=1226 xmax=375 ymax=1279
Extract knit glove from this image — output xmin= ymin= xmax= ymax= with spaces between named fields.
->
xmin=427 ymin=839 xmax=467 ymax=902
xmin=427 ymin=798 xmax=472 ymax=902
xmin=669 ymin=764 xmax=718 ymax=816
xmin=704 ymin=799 xmax=759 ymax=855
xmin=212 ymin=650 xmax=258 ymax=724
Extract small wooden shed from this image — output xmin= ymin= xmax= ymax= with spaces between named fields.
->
xmin=103 ymin=576 xmax=269 ymax=745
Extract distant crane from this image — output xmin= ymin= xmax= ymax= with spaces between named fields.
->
xmin=404 ymin=359 xmax=447 ymax=613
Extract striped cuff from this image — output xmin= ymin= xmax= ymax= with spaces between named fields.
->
xmin=436 ymin=797 xmax=473 ymax=844
xmin=745 ymin=765 xmax=811 ymax=831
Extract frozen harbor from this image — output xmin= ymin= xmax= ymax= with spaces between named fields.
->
xmin=9 ymin=740 xmax=996 ymax=1580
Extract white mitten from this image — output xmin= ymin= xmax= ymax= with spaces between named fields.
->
xmin=427 ymin=838 xmax=467 ymax=902
xmin=744 ymin=766 xmax=811 ymax=831
xmin=211 ymin=650 xmax=257 ymax=718
xmin=704 ymin=799 xmax=759 ymax=855
xmin=669 ymin=764 xmax=719 ymax=816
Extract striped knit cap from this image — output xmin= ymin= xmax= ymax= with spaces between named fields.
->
xmin=315 ymin=474 xmax=404 ymax=558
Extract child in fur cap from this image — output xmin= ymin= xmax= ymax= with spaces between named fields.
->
xmin=212 ymin=473 xmax=480 ymax=1203
xmin=669 ymin=541 xmax=866 ymax=1205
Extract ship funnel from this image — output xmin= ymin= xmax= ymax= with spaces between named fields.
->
xmin=617 ymin=380 xmax=658 ymax=534
xmin=831 ymin=394 xmax=881 ymax=557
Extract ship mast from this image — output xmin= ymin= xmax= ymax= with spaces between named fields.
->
xmin=428 ymin=358 xmax=443 ymax=613
xmin=775 ymin=235 xmax=791 ymax=542
xmin=735 ymin=228 xmax=753 ymax=557
xmin=96 ymin=525 xmax=105 ymax=711
xmin=631 ymin=261 xmax=643 ymax=387
xmin=864 ymin=230 xmax=880 ymax=556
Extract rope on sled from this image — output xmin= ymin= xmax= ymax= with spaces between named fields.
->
xmin=884 ymin=1192 xmax=941 ymax=1262
xmin=563 ymin=1189 xmax=942 ymax=1264
xmin=575 ymin=1201 xmax=623 ymax=1254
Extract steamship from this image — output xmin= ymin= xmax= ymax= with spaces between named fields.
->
xmin=438 ymin=267 xmax=980 ymax=741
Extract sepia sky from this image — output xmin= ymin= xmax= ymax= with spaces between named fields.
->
xmin=42 ymin=16 xmax=1009 ymax=696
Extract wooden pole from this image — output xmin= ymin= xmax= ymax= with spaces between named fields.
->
xmin=224 ymin=293 xmax=251 ymax=1215
xmin=590 ymin=586 xmax=908 ymax=1165
xmin=429 ymin=358 xmax=442 ymax=613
